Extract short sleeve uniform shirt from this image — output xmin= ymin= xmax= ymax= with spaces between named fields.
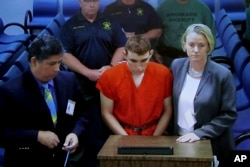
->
xmin=60 ymin=12 xmax=127 ymax=69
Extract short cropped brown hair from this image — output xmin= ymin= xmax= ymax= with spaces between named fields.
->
xmin=125 ymin=35 xmax=151 ymax=55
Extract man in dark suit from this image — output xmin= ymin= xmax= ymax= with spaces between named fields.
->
xmin=0 ymin=35 xmax=89 ymax=167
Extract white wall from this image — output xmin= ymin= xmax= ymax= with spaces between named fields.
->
xmin=0 ymin=0 xmax=33 ymax=34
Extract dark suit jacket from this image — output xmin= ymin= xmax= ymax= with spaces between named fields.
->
xmin=171 ymin=58 xmax=237 ymax=163
xmin=0 ymin=69 xmax=89 ymax=167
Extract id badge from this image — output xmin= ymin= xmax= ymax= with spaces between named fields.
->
xmin=66 ymin=99 xmax=76 ymax=116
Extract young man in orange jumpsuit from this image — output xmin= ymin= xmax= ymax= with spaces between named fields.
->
xmin=96 ymin=35 xmax=173 ymax=136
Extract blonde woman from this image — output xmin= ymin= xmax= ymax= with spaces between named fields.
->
xmin=171 ymin=24 xmax=237 ymax=167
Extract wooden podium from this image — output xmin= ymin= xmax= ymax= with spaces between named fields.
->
xmin=97 ymin=135 xmax=213 ymax=167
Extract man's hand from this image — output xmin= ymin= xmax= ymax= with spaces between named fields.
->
xmin=98 ymin=65 xmax=112 ymax=75
xmin=62 ymin=133 xmax=79 ymax=153
xmin=38 ymin=131 xmax=60 ymax=149
xmin=84 ymin=68 xmax=102 ymax=81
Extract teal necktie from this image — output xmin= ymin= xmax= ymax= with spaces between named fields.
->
xmin=43 ymin=84 xmax=57 ymax=126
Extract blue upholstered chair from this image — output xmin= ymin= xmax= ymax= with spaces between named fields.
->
xmin=0 ymin=53 xmax=12 ymax=68
xmin=225 ymin=34 xmax=242 ymax=60
xmin=210 ymin=56 xmax=234 ymax=73
xmin=221 ymin=24 xmax=238 ymax=48
xmin=235 ymin=62 xmax=250 ymax=110
xmin=233 ymin=63 xmax=250 ymax=150
xmin=215 ymin=9 xmax=227 ymax=28
xmin=53 ymin=13 xmax=66 ymax=28
xmin=235 ymin=132 xmax=250 ymax=150
xmin=217 ymin=13 xmax=233 ymax=41
xmin=14 ymin=50 xmax=29 ymax=72
xmin=46 ymin=13 xmax=65 ymax=38
xmin=241 ymin=62 xmax=250 ymax=102
xmin=24 ymin=0 xmax=59 ymax=38
xmin=0 ymin=17 xmax=31 ymax=47
xmin=233 ymin=47 xmax=250 ymax=90
xmin=45 ymin=19 xmax=61 ymax=38
xmin=220 ymin=0 xmax=245 ymax=25
xmin=1 ymin=64 xmax=22 ymax=82
xmin=0 ymin=43 xmax=25 ymax=78
xmin=0 ymin=42 xmax=24 ymax=54
xmin=36 ymin=29 xmax=52 ymax=38
xmin=0 ymin=52 xmax=13 ymax=78
xmin=62 ymin=0 xmax=80 ymax=20
xmin=211 ymin=9 xmax=230 ymax=57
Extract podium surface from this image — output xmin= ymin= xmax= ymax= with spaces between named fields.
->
xmin=97 ymin=135 xmax=213 ymax=167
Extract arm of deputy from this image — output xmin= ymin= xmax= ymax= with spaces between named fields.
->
xmin=110 ymin=47 xmax=125 ymax=66
xmin=141 ymin=28 xmax=162 ymax=40
xmin=62 ymin=53 xmax=101 ymax=81
xmin=99 ymin=47 xmax=125 ymax=75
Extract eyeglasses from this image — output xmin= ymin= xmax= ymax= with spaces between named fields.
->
xmin=83 ymin=0 xmax=99 ymax=3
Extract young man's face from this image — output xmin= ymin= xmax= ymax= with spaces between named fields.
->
xmin=125 ymin=50 xmax=153 ymax=75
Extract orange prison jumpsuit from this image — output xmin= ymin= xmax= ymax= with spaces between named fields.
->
xmin=96 ymin=62 xmax=173 ymax=135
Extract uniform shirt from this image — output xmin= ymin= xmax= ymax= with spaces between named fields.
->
xmin=103 ymin=0 xmax=162 ymax=35
xmin=60 ymin=12 xmax=127 ymax=99
xmin=96 ymin=62 xmax=173 ymax=135
xmin=60 ymin=12 xmax=127 ymax=69
xmin=157 ymin=0 xmax=216 ymax=50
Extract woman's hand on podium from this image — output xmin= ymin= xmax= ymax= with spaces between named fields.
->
xmin=176 ymin=133 xmax=200 ymax=143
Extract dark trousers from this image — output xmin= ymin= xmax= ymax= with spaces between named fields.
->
xmin=82 ymin=97 xmax=111 ymax=167
xmin=75 ymin=75 xmax=111 ymax=167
